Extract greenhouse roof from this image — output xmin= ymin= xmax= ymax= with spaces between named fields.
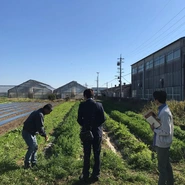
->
xmin=0 ymin=85 xmax=15 ymax=93
xmin=54 ymin=81 xmax=86 ymax=91
xmin=9 ymin=80 xmax=55 ymax=91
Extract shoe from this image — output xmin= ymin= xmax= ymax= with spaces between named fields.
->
xmin=79 ymin=174 xmax=89 ymax=182
xmin=31 ymin=163 xmax=38 ymax=169
xmin=24 ymin=162 xmax=31 ymax=169
xmin=90 ymin=175 xmax=99 ymax=182
xmin=31 ymin=163 xmax=37 ymax=167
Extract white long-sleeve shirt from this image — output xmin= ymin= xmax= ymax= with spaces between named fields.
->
xmin=154 ymin=105 xmax=174 ymax=148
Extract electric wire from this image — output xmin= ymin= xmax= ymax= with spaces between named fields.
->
xmin=126 ymin=5 xmax=185 ymax=60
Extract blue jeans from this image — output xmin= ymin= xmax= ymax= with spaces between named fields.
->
xmin=155 ymin=146 xmax=174 ymax=185
xmin=22 ymin=130 xmax=38 ymax=164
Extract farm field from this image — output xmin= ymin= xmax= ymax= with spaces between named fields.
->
xmin=0 ymin=100 xmax=60 ymax=136
xmin=0 ymin=98 xmax=185 ymax=184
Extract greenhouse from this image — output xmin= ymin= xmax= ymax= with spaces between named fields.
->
xmin=53 ymin=81 xmax=86 ymax=99
xmin=8 ymin=79 xmax=54 ymax=99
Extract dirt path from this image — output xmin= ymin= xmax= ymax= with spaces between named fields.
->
xmin=102 ymin=130 xmax=122 ymax=158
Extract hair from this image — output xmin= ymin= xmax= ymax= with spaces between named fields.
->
xmin=43 ymin=103 xmax=53 ymax=111
xmin=83 ymin=89 xmax=94 ymax=99
xmin=153 ymin=90 xmax=167 ymax=104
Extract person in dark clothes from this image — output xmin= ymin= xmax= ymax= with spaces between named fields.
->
xmin=77 ymin=89 xmax=106 ymax=182
xmin=22 ymin=103 xmax=52 ymax=169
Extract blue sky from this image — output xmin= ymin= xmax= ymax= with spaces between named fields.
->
xmin=0 ymin=0 xmax=185 ymax=88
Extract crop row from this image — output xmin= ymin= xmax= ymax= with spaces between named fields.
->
xmin=104 ymin=113 xmax=155 ymax=170
xmin=109 ymin=110 xmax=185 ymax=161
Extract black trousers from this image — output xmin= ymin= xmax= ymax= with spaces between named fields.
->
xmin=82 ymin=137 xmax=102 ymax=178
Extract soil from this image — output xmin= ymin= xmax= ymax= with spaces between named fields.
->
xmin=0 ymin=117 xmax=26 ymax=135
xmin=0 ymin=101 xmax=61 ymax=136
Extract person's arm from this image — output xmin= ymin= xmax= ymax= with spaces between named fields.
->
xmin=77 ymin=103 xmax=84 ymax=126
xmin=99 ymin=104 xmax=106 ymax=124
xmin=154 ymin=113 xmax=172 ymax=136
xmin=35 ymin=113 xmax=47 ymax=138
xmin=96 ymin=103 xmax=106 ymax=127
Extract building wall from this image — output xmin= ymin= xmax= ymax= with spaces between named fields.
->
xmin=131 ymin=37 xmax=185 ymax=101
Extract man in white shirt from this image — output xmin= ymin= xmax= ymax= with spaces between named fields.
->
xmin=151 ymin=90 xmax=174 ymax=185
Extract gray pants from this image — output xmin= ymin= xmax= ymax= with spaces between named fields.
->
xmin=155 ymin=146 xmax=174 ymax=185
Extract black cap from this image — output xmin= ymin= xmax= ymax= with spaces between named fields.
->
xmin=43 ymin=104 xmax=53 ymax=111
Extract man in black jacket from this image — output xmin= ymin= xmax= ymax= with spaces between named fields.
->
xmin=77 ymin=89 xmax=106 ymax=182
xmin=22 ymin=103 xmax=52 ymax=169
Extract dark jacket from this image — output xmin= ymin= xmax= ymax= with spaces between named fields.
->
xmin=23 ymin=108 xmax=46 ymax=137
xmin=77 ymin=98 xmax=106 ymax=138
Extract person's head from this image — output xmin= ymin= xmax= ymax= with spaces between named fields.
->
xmin=83 ymin=89 xmax=94 ymax=99
xmin=153 ymin=90 xmax=167 ymax=105
xmin=43 ymin=103 xmax=53 ymax=115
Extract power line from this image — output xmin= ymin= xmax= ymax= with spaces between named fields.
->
xmin=127 ymin=5 xmax=185 ymax=58
xmin=123 ymin=73 xmax=131 ymax=76
xmin=126 ymin=0 xmax=173 ymax=52
xmin=134 ymin=14 xmax=185 ymax=56
xmin=100 ymin=78 xmax=117 ymax=87
xmin=100 ymin=73 xmax=131 ymax=87
xmin=123 ymin=77 xmax=131 ymax=84
xmin=146 ymin=21 xmax=185 ymax=51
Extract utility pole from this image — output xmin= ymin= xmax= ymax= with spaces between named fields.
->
xmin=117 ymin=54 xmax=124 ymax=98
xmin=96 ymin=72 xmax=99 ymax=97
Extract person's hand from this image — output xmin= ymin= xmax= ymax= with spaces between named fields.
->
xmin=150 ymin=123 xmax=155 ymax=131
xmin=45 ymin=135 xmax=49 ymax=142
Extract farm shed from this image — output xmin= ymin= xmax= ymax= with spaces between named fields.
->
xmin=53 ymin=81 xmax=86 ymax=99
xmin=92 ymin=87 xmax=108 ymax=96
xmin=101 ymin=84 xmax=131 ymax=98
xmin=8 ymin=80 xmax=54 ymax=99
xmin=0 ymin=85 xmax=15 ymax=97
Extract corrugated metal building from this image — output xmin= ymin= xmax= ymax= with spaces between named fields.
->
xmin=53 ymin=81 xmax=86 ymax=99
xmin=131 ymin=37 xmax=185 ymax=101
xmin=8 ymin=80 xmax=54 ymax=99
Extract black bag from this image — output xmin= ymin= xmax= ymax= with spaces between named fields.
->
xmin=79 ymin=102 xmax=96 ymax=142
xmin=80 ymin=130 xmax=94 ymax=142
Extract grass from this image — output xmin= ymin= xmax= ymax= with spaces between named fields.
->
xmin=0 ymin=98 xmax=185 ymax=184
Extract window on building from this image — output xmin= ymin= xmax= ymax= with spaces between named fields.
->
xmin=132 ymin=90 xmax=136 ymax=97
xmin=145 ymin=60 xmax=153 ymax=70
xmin=132 ymin=67 xmax=137 ymax=74
xmin=167 ymin=52 xmax=173 ymax=62
xmin=159 ymin=55 xmax=165 ymax=64
xmin=138 ymin=64 xmax=144 ymax=73
xmin=173 ymin=48 xmax=180 ymax=59
xmin=154 ymin=55 xmax=164 ymax=67
xmin=154 ymin=57 xmax=159 ymax=66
